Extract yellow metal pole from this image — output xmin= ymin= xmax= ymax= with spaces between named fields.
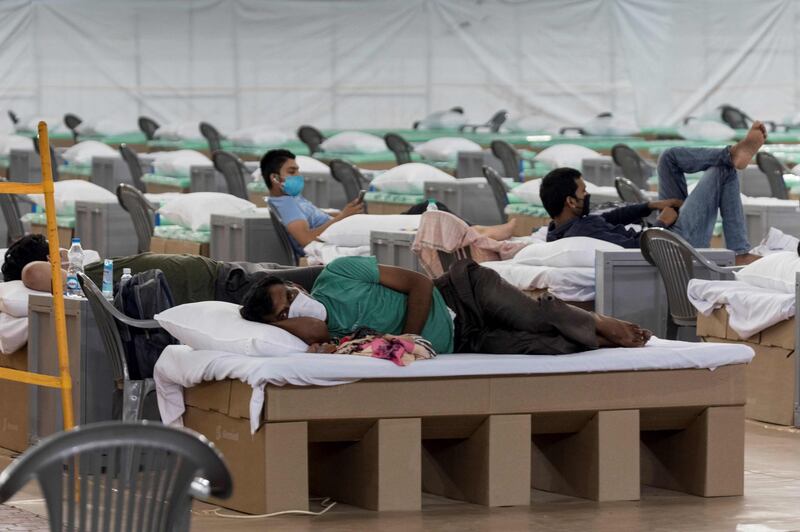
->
xmin=38 ymin=122 xmax=75 ymax=431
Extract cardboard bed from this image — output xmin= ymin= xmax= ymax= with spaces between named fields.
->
xmin=155 ymin=341 xmax=753 ymax=515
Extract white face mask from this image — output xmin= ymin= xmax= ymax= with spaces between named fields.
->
xmin=287 ymin=291 xmax=327 ymax=321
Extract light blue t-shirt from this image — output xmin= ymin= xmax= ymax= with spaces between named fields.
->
xmin=268 ymin=195 xmax=332 ymax=257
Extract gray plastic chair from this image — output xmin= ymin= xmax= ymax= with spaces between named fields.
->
xmin=611 ymin=143 xmax=651 ymax=190
xmin=482 ymin=165 xmax=509 ymax=223
xmin=614 ymin=176 xmax=647 ymax=203
xmin=116 ymin=184 xmax=156 ymax=253
xmin=0 ymin=179 xmax=25 ymax=246
xmin=33 ymin=138 xmax=60 ymax=182
xmin=78 ymin=273 xmax=161 ymax=422
xmin=199 ymin=121 xmax=225 ymax=153
xmin=138 ymin=116 xmax=160 ymax=141
xmin=118 ymin=144 xmax=147 ymax=193
xmin=640 ymin=228 xmax=740 ymax=340
xmin=718 ymin=104 xmax=777 ymax=132
xmin=297 ymin=125 xmax=325 ymax=155
xmin=329 ymin=159 xmax=367 ymax=202
xmin=267 ymin=202 xmax=299 ymax=266
xmin=437 ymin=247 xmax=472 ymax=273
xmin=384 ymin=133 xmax=414 ymax=165
xmin=0 ymin=420 xmax=232 ymax=532
xmin=63 ymin=113 xmax=83 ymax=142
xmin=212 ymin=150 xmax=249 ymax=199
xmin=490 ymin=140 xmax=520 ymax=178
xmin=755 ymin=152 xmax=789 ymax=200
xmin=459 ymin=110 xmax=508 ymax=133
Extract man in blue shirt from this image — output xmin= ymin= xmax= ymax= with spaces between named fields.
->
xmin=541 ymin=122 xmax=767 ymax=266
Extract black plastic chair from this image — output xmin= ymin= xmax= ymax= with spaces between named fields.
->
xmin=78 ymin=273 xmax=161 ymax=422
xmin=611 ymin=143 xmax=652 ymax=190
xmin=63 ymin=113 xmax=83 ymax=142
xmin=267 ymin=202 xmax=299 ymax=266
xmin=329 ymin=159 xmax=367 ymax=202
xmin=118 ymin=144 xmax=147 ymax=193
xmin=490 ymin=139 xmax=520 ymax=178
xmin=459 ymin=110 xmax=508 ymax=133
xmin=33 ymin=137 xmax=60 ymax=182
xmin=199 ymin=121 xmax=225 ymax=153
xmin=755 ymin=152 xmax=790 ymax=200
xmin=482 ymin=166 xmax=509 ymax=223
xmin=0 ymin=179 xmax=25 ymax=246
xmin=640 ymin=228 xmax=740 ymax=340
xmin=718 ymin=104 xmax=778 ymax=132
xmin=0 ymin=420 xmax=232 ymax=532
xmin=138 ymin=116 xmax=160 ymax=140
xmin=297 ymin=125 xmax=325 ymax=155
xmin=437 ymin=247 xmax=472 ymax=273
xmin=7 ymin=110 xmax=18 ymax=126
xmin=384 ymin=133 xmax=414 ymax=165
xmin=212 ymin=150 xmax=249 ymax=200
xmin=614 ymin=176 xmax=647 ymax=203
xmin=116 ymin=184 xmax=156 ymax=253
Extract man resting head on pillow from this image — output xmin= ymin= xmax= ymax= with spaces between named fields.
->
xmin=239 ymin=255 xmax=652 ymax=355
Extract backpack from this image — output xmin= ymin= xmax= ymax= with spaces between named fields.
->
xmin=113 ymin=269 xmax=178 ymax=380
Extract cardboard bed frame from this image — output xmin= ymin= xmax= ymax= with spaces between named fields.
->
xmin=183 ymin=363 xmax=746 ymax=515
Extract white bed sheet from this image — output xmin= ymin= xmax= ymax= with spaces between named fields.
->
xmin=154 ymin=338 xmax=754 ymax=434
xmin=688 ymin=279 xmax=795 ymax=338
xmin=0 ymin=313 xmax=28 ymax=354
xmin=303 ymin=241 xmax=370 ymax=266
xmin=481 ymin=260 xmax=595 ymax=301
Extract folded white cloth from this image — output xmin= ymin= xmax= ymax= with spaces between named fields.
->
xmin=750 ymin=227 xmax=800 ymax=257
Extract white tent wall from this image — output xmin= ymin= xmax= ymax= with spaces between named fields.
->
xmin=0 ymin=0 xmax=798 ymax=134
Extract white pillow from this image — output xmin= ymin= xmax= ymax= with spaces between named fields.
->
xmin=513 ymin=237 xmax=623 ymax=268
xmin=534 ymin=145 xmax=601 ymax=170
xmin=370 ymin=163 xmax=454 ymax=194
xmin=0 ymin=281 xmax=48 ymax=317
xmin=582 ymin=114 xmax=638 ymax=136
xmin=417 ymin=110 xmax=468 ymax=130
xmin=153 ymin=122 xmax=202 ymax=141
xmin=734 ymin=251 xmax=800 ymax=293
xmin=504 ymin=115 xmax=551 ymax=133
xmin=28 ymin=180 xmax=117 ymax=215
xmin=14 ymin=116 xmax=65 ymax=133
xmin=319 ymin=214 xmax=421 ymax=247
xmin=229 ymin=126 xmax=290 ymax=146
xmin=0 ymin=135 xmax=33 ymax=157
xmin=511 ymin=178 xmax=543 ymax=205
xmin=158 ymin=192 xmax=256 ymax=231
xmin=151 ymin=150 xmax=211 ymax=177
xmin=155 ymin=301 xmax=308 ymax=356
xmin=0 ymin=313 xmax=29 ymax=354
xmin=74 ymin=119 xmax=134 ymax=137
xmin=61 ymin=140 xmax=119 ymax=166
xmin=677 ymin=119 xmax=735 ymax=142
xmin=320 ymin=131 xmax=386 ymax=154
xmin=414 ymin=137 xmax=482 ymax=162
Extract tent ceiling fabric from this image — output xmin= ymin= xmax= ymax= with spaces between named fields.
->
xmin=0 ymin=0 xmax=797 ymax=132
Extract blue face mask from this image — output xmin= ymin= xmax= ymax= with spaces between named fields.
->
xmin=281 ymin=174 xmax=305 ymax=197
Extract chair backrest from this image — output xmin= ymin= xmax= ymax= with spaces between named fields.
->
xmin=639 ymin=228 xmax=698 ymax=328
xmin=755 ymin=152 xmax=789 ymax=200
xmin=384 ymin=133 xmax=414 ymax=165
xmin=138 ymin=116 xmax=160 ymax=140
xmin=487 ymin=110 xmax=509 ymax=132
xmin=0 ymin=179 xmax=25 ymax=246
xmin=63 ymin=113 xmax=82 ymax=142
xmin=297 ymin=125 xmax=325 ymax=155
xmin=32 ymin=138 xmax=60 ymax=181
xmin=119 ymin=144 xmax=146 ymax=193
xmin=437 ymin=247 xmax=472 ymax=272
xmin=267 ymin=202 xmax=299 ymax=267
xmin=116 ymin=184 xmax=156 ymax=253
xmin=482 ymin=165 xmax=509 ymax=223
xmin=611 ymin=143 xmax=646 ymax=189
xmin=490 ymin=139 xmax=520 ymax=178
xmin=8 ymin=110 xmax=18 ymax=125
xmin=199 ymin=121 xmax=224 ymax=153
xmin=212 ymin=150 xmax=249 ymax=199
xmin=614 ymin=176 xmax=647 ymax=204
xmin=719 ymin=104 xmax=750 ymax=130
xmin=0 ymin=420 xmax=232 ymax=532
xmin=329 ymin=159 xmax=366 ymax=202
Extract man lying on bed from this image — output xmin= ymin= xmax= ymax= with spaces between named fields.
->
xmin=263 ymin=149 xmax=517 ymax=258
xmin=541 ymin=121 xmax=767 ymax=266
xmin=239 ymin=255 xmax=651 ymax=355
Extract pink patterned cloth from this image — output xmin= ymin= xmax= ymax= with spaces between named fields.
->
xmin=335 ymin=334 xmax=436 ymax=366
xmin=411 ymin=210 xmax=527 ymax=277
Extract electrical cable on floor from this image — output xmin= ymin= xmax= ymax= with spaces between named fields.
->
xmin=195 ymin=497 xmax=337 ymax=519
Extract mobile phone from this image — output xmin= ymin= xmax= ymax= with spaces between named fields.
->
xmin=357 ymin=189 xmax=366 ymax=203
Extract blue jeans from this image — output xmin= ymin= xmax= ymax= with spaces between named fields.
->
xmin=657 ymin=147 xmax=750 ymax=254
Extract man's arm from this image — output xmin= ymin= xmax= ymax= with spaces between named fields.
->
xmin=286 ymin=199 xmax=365 ymax=247
xmin=271 ymin=317 xmax=331 ymax=344
xmin=600 ymin=203 xmax=653 ymax=225
xmin=377 ymin=264 xmax=433 ymax=335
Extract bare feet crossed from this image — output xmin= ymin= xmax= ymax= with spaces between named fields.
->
xmin=730 ymin=121 xmax=767 ymax=170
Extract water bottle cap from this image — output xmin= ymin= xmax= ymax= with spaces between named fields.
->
xmin=71 ymin=237 xmax=80 ymax=244
xmin=123 ymin=268 xmax=131 ymax=275
xmin=104 ymin=258 xmax=113 ymax=266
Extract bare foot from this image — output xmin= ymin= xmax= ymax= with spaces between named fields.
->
xmin=474 ymin=218 xmax=517 ymax=241
xmin=594 ymin=314 xmax=652 ymax=348
xmin=730 ymin=121 xmax=767 ymax=170
xmin=734 ymin=253 xmax=761 ymax=266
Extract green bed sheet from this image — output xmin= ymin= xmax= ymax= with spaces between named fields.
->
xmin=154 ymin=225 xmax=210 ymax=243
xmin=141 ymin=173 xmax=191 ymax=189
xmin=21 ymin=212 xmax=76 ymax=228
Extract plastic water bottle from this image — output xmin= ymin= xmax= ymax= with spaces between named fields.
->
xmin=65 ymin=238 xmax=84 ymax=298
xmin=426 ymin=198 xmax=439 ymax=211
xmin=101 ymin=259 xmax=114 ymax=300
xmin=120 ymin=268 xmax=133 ymax=290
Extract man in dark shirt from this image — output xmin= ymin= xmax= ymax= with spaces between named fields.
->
xmin=541 ymin=122 xmax=767 ymax=266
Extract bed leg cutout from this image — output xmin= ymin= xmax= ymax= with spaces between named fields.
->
xmin=641 ymin=406 xmax=744 ymax=497
xmin=309 ymin=418 xmax=422 ymax=511
xmin=531 ymin=410 xmax=640 ymax=501
xmin=421 ymin=414 xmax=531 ymax=507
xmin=263 ymin=421 xmax=310 ymax=513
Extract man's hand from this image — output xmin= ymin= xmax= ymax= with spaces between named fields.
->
xmin=648 ymin=199 xmax=683 ymax=211
xmin=657 ymin=207 xmax=679 ymax=227
xmin=337 ymin=198 xmax=365 ymax=220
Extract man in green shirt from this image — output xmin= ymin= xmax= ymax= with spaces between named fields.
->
xmin=239 ymin=256 xmax=651 ymax=355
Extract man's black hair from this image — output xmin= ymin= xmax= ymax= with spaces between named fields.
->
xmin=539 ymin=167 xmax=583 ymax=218
xmin=239 ymin=275 xmax=288 ymax=323
xmin=260 ymin=149 xmax=296 ymax=191
xmin=1 ymin=234 xmax=49 ymax=281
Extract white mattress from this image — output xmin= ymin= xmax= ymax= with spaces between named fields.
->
xmin=481 ymin=260 xmax=595 ymax=301
xmin=154 ymin=338 xmax=754 ymax=434
xmin=688 ymin=279 xmax=795 ymax=339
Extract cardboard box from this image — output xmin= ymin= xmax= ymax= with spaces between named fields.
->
xmin=30 ymin=224 xmax=74 ymax=247
xmin=0 ymin=348 xmax=29 ymax=452
xmin=696 ymin=308 xmax=761 ymax=344
xmin=366 ymin=202 xmax=413 ymax=215
xmin=149 ymin=236 xmax=209 ymax=257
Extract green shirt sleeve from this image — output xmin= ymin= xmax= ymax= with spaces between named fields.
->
xmin=324 ymin=256 xmax=380 ymax=284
